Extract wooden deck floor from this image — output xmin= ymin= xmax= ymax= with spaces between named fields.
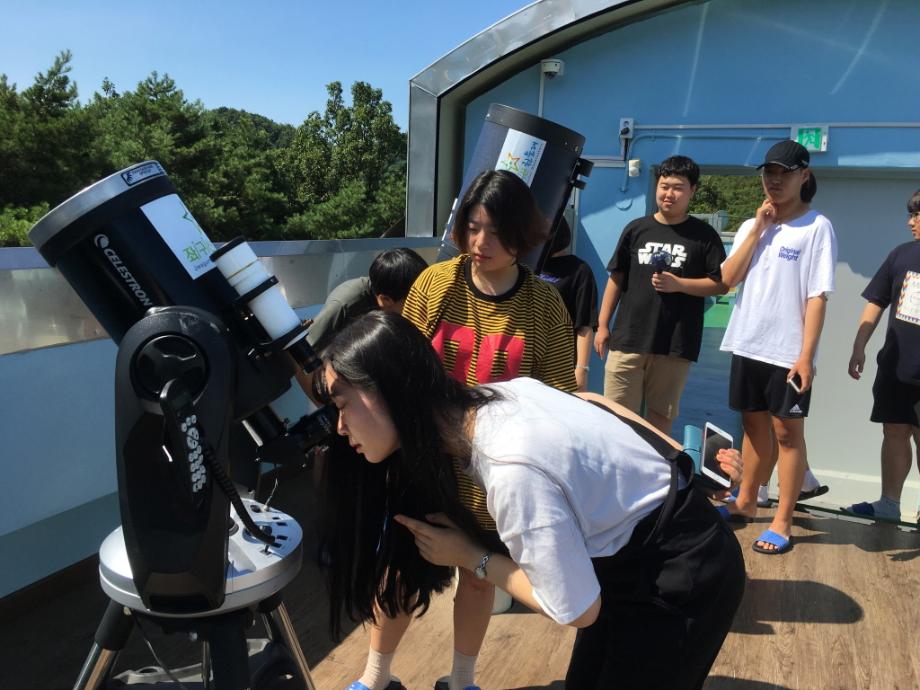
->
xmin=2 ymin=474 xmax=919 ymax=690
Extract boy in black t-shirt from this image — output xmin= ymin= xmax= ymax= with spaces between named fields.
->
xmin=844 ymin=188 xmax=920 ymax=522
xmin=594 ymin=156 xmax=726 ymax=433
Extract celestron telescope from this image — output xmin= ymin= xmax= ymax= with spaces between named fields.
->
xmin=436 ymin=104 xmax=593 ymax=271
xmin=29 ymin=161 xmax=335 ymax=690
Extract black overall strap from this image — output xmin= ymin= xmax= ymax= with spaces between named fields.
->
xmin=586 ymin=400 xmax=694 ymax=546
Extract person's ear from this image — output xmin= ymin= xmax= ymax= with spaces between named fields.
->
xmin=376 ymin=294 xmax=397 ymax=312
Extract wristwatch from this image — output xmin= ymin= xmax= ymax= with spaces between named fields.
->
xmin=474 ymin=552 xmax=492 ymax=580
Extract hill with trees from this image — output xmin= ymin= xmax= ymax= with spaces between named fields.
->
xmin=1 ymin=51 xmax=406 ymax=246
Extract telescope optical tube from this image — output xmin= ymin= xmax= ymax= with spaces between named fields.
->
xmin=211 ymin=237 xmax=321 ymax=374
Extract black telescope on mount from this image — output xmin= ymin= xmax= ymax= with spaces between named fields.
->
xmin=29 ymin=161 xmax=327 ymax=689
xmin=438 ymin=104 xmax=594 ymax=272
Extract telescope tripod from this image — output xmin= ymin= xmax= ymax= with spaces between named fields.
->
xmin=74 ymin=592 xmax=314 ymax=690
xmin=73 ymin=500 xmax=316 ymax=690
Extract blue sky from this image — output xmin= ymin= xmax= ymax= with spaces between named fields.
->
xmin=1 ymin=1 xmax=531 ymax=131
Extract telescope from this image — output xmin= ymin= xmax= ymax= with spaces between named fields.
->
xmin=437 ymin=104 xmax=593 ymax=272
xmin=29 ymin=161 xmax=330 ymax=689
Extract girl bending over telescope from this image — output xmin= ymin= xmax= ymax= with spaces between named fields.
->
xmin=318 ymin=311 xmax=745 ymax=689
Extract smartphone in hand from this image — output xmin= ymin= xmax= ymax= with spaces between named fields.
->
xmin=701 ymin=422 xmax=733 ymax=488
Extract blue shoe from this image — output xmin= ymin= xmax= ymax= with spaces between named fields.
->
xmin=715 ymin=504 xmax=753 ymax=524
xmin=347 ymin=680 xmax=406 ymax=690
xmin=751 ymin=529 xmax=792 ymax=555
xmin=721 ymin=485 xmax=771 ymax=507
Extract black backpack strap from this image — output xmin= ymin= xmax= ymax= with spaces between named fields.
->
xmin=585 ymin=399 xmax=693 ymax=476
xmin=586 ymin=399 xmax=695 ymax=547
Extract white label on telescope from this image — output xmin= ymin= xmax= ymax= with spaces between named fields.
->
xmin=141 ymin=194 xmax=217 ymax=279
xmin=495 ymin=129 xmax=546 ymax=186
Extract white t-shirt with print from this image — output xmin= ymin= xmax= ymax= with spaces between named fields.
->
xmin=467 ymin=377 xmax=672 ymax=625
xmin=720 ymin=209 xmax=837 ymax=368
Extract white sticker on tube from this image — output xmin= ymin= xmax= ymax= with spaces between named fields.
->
xmin=141 ymin=194 xmax=216 ymax=279
xmin=495 ymin=129 xmax=546 ymax=186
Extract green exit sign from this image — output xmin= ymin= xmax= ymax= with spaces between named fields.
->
xmin=792 ymin=125 xmax=828 ymax=152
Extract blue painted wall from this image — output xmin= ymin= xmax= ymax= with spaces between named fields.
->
xmin=0 ymin=340 xmax=119 ymax=596
xmin=1 ymin=340 xmax=118 ymax=530
xmin=463 ymin=0 xmax=920 ymax=394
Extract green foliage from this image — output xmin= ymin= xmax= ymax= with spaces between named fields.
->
xmin=0 ymin=51 xmax=99 ymax=208
xmin=197 ymin=107 xmax=292 ymax=240
xmin=282 ymin=160 xmax=408 ymax=240
xmin=284 ymin=179 xmax=376 ymax=240
xmin=279 ymin=81 xmax=406 ymax=221
xmin=691 ymin=175 xmax=764 ymax=232
xmin=0 ymin=53 xmax=407 ymax=246
xmin=0 ymin=204 xmax=49 ymax=247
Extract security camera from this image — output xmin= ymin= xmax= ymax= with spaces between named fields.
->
xmin=540 ymin=58 xmax=564 ymax=79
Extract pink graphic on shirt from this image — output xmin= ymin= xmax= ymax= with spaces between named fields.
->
xmin=431 ymin=321 xmax=525 ymax=383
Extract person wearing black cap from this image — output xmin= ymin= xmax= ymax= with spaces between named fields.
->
xmin=717 ymin=140 xmax=838 ymax=555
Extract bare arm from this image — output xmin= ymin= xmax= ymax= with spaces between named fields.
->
xmin=594 ymin=272 xmax=623 ymax=358
xmin=394 ymin=514 xmax=601 ymax=628
xmin=788 ymin=295 xmax=828 ymax=392
xmin=650 ymin=274 xmax=727 ymax=297
xmin=574 ymin=327 xmax=593 ymax=391
xmin=848 ymin=301 xmax=886 ymax=380
xmin=720 ymin=200 xmax=775 ymax=288
xmin=463 ymin=550 xmax=601 ymax=629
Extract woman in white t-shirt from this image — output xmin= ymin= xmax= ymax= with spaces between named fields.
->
xmin=318 ymin=311 xmax=745 ymax=690
xmin=719 ymin=140 xmax=837 ymax=555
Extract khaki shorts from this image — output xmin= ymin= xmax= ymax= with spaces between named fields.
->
xmin=603 ymin=350 xmax=691 ymax=420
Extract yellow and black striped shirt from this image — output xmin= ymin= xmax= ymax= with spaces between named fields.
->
xmin=403 ymin=255 xmax=577 ymax=528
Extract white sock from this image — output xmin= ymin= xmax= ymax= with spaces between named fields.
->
xmin=802 ymin=469 xmax=821 ymax=492
xmin=358 ymin=648 xmax=395 ymax=690
xmin=450 ymin=650 xmax=478 ymax=690
xmin=757 ymin=484 xmax=770 ymax=504
xmin=871 ymin=496 xmax=901 ymax=519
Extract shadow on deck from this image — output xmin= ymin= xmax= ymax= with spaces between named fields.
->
xmin=1 ymin=472 xmax=918 ymax=689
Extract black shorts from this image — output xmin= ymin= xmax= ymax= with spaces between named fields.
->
xmin=728 ymin=354 xmax=811 ymax=418
xmin=871 ymin=366 xmax=920 ymax=426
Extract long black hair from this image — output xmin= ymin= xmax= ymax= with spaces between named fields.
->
xmin=318 ymin=311 xmax=498 ymax=639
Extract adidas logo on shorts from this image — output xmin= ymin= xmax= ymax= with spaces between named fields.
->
xmin=788 ymin=403 xmax=803 ymax=415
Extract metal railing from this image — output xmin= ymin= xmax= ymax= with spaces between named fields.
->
xmin=0 ymin=237 xmax=440 ymax=357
